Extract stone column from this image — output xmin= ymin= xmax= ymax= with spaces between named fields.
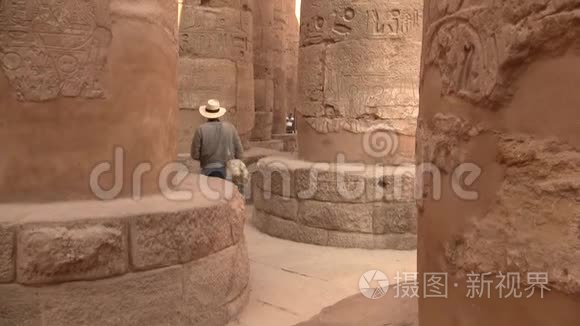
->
xmin=0 ymin=1 xmax=250 ymax=324
xmin=418 ymin=1 xmax=580 ymax=325
xmin=297 ymin=0 xmax=421 ymax=165
xmin=252 ymin=0 xmax=422 ymax=249
xmin=178 ymin=0 xmax=255 ymax=151
xmin=283 ymin=0 xmax=300 ymax=136
xmin=0 ymin=0 xmax=180 ymax=202
xmin=251 ymin=0 xmax=275 ymax=141
xmin=271 ymin=0 xmax=288 ymax=135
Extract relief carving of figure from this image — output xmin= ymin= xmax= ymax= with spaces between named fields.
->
xmin=0 ymin=0 xmax=112 ymax=102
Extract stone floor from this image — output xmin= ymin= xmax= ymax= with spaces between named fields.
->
xmin=227 ymin=206 xmax=417 ymax=326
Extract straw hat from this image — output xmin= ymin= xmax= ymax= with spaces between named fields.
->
xmin=199 ymin=99 xmax=227 ymax=119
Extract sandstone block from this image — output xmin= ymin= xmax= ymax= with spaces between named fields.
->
xmin=298 ymin=201 xmax=373 ymax=233
xmin=254 ymin=189 xmax=299 ymax=221
xmin=326 ymin=232 xmax=375 ymax=249
xmin=373 ymin=203 xmax=418 ymax=235
xmin=130 ymin=205 xmax=235 ymax=271
xmin=293 ymin=166 xmax=380 ymax=203
xmin=374 ymin=234 xmax=417 ymax=251
xmin=327 ymin=231 xmax=416 ymax=250
xmin=293 ymin=164 xmax=416 ymax=203
xmin=380 ymin=167 xmax=416 ymax=203
xmin=0 ymin=284 xmax=42 ymax=326
xmin=252 ymin=111 xmax=274 ymax=141
xmin=272 ymin=133 xmax=298 ymax=152
xmin=254 ymin=159 xmax=296 ymax=197
xmin=227 ymin=191 xmax=247 ymax=244
xmin=253 ymin=210 xmax=329 ymax=246
xmin=226 ymin=284 xmax=251 ymax=320
xmin=39 ymin=266 xmax=185 ymax=326
xmin=17 ymin=222 xmax=128 ymax=284
xmin=182 ymin=242 xmax=250 ymax=314
xmin=0 ymin=225 xmax=15 ymax=283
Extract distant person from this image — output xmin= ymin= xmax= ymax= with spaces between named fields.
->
xmin=286 ymin=113 xmax=296 ymax=133
xmin=191 ymin=99 xmax=243 ymax=179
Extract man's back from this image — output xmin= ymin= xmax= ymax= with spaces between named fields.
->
xmin=191 ymin=121 xmax=243 ymax=169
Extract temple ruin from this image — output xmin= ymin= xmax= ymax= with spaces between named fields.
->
xmin=1 ymin=0 xmax=579 ymax=325
xmin=0 ymin=1 xmax=248 ymax=325
xmin=418 ymin=0 xmax=580 ymax=324
xmin=178 ymin=0 xmax=255 ymax=150
xmin=252 ymin=0 xmax=422 ymax=249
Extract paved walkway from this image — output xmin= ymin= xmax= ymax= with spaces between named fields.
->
xmin=228 ymin=206 xmax=417 ymax=326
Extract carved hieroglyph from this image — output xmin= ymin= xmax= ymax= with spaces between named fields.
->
xmin=285 ymin=2 xmax=300 ymax=126
xmin=0 ymin=0 xmax=112 ymax=102
xmin=418 ymin=1 xmax=580 ymax=324
xmin=423 ymin=0 xmax=580 ymax=107
xmin=178 ymin=3 xmax=254 ymax=144
xmin=252 ymin=0 xmax=275 ymax=140
xmin=298 ymin=0 xmax=422 ymax=135
xmin=271 ymin=0 xmax=289 ymax=135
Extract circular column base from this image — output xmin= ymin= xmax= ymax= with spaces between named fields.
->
xmin=0 ymin=175 xmax=250 ymax=326
xmin=252 ymin=157 xmax=417 ymax=250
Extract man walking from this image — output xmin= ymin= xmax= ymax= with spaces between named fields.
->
xmin=191 ymin=99 xmax=244 ymax=179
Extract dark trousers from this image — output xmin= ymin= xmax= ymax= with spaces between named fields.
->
xmin=201 ymin=167 xmax=227 ymax=180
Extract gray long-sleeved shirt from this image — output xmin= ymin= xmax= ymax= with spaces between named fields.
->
xmin=190 ymin=121 xmax=244 ymax=168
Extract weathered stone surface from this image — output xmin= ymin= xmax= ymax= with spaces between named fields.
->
xmin=297 ymin=0 xmax=422 ymax=163
xmin=257 ymin=156 xmax=415 ymax=203
xmin=254 ymin=158 xmax=296 ymax=197
xmin=254 ymin=209 xmax=416 ymax=250
xmin=178 ymin=58 xmax=237 ymax=111
xmin=17 ymin=222 xmax=128 ymax=284
xmin=294 ymin=166 xmax=378 ymax=203
xmin=326 ymin=232 xmax=375 ymax=250
xmin=283 ymin=0 xmax=300 ymax=133
xmin=0 ymin=284 xmax=42 ymax=326
xmin=227 ymin=190 xmax=247 ymax=244
xmin=252 ymin=0 xmax=275 ymax=141
xmin=0 ymin=0 xmax=179 ymax=202
xmin=250 ymin=139 xmax=284 ymax=152
xmin=251 ymin=111 xmax=274 ymax=141
xmin=130 ymin=206 xmax=235 ymax=271
xmin=183 ymin=242 xmax=250 ymax=316
xmin=373 ymin=203 xmax=417 ymax=235
xmin=0 ymin=0 xmax=112 ymax=102
xmin=373 ymin=233 xmax=417 ymax=251
xmin=419 ymin=1 xmax=580 ymax=325
xmin=253 ymin=210 xmax=329 ymax=246
xmin=0 ymin=225 xmax=15 ymax=283
xmin=298 ymin=201 xmax=373 ymax=233
xmin=226 ymin=282 xmax=251 ymax=320
xmin=271 ymin=0 xmax=289 ymax=135
xmin=253 ymin=156 xmax=417 ymax=248
xmin=327 ymin=231 xmax=416 ymax=250
xmin=39 ymin=266 xmax=185 ymax=326
xmin=273 ymin=133 xmax=298 ymax=152
xmin=183 ymin=282 xmax=250 ymax=326
xmin=254 ymin=191 xmax=299 ymax=221
xmin=179 ymin=1 xmax=255 ymax=146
